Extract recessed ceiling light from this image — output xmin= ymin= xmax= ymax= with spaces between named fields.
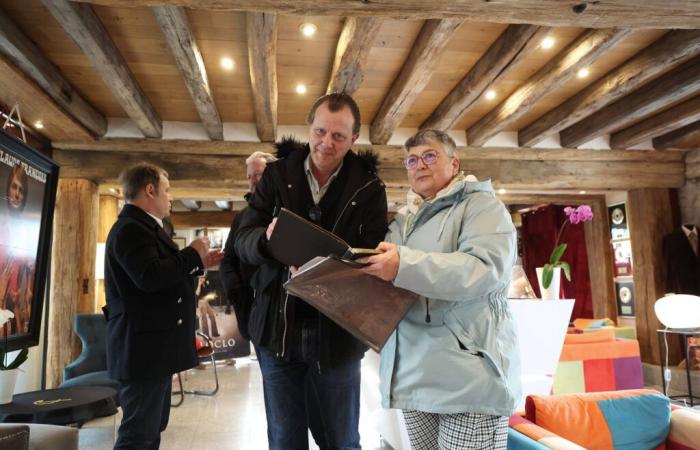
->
xmin=485 ymin=90 xmax=497 ymax=100
xmin=497 ymin=188 xmax=507 ymax=195
xmin=300 ymin=23 xmax=317 ymax=37
xmin=109 ymin=188 xmax=119 ymax=194
xmin=295 ymin=83 xmax=307 ymax=95
xmin=34 ymin=120 xmax=44 ymax=129
xmin=579 ymin=190 xmax=587 ymax=195
xmin=577 ymin=67 xmax=590 ymax=78
xmin=220 ymin=57 xmax=235 ymax=71
xmin=541 ymin=36 xmax=555 ymax=49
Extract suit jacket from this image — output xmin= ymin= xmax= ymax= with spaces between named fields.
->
xmin=663 ymin=227 xmax=700 ymax=296
xmin=104 ymin=204 xmax=203 ymax=380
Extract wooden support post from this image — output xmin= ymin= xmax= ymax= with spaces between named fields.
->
xmin=95 ymin=194 xmax=119 ymax=311
xmin=627 ymin=188 xmax=681 ymax=365
xmin=46 ymin=178 xmax=98 ymax=388
xmin=585 ymin=199 xmax=617 ymax=321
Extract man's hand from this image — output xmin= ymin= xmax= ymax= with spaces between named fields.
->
xmin=266 ymin=217 xmax=278 ymax=241
xmin=189 ymin=236 xmax=210 ymax=261
xmin=203 ymin=250 xmax=225 ymax=268
xmin=359 ymin=242 xmax=400 ymax=282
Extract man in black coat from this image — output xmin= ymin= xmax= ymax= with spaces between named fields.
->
xmin=104 ymin=163 xmax=221 ymax=450
xmin=220 ymin=151 xmax=276 ymax=341
xmin=235 ymin=93 xmax=388 ymax=450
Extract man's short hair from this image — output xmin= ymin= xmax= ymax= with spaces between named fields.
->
xmin=119 ymin=162 xmax=168 ymax=201
xmin=306 ymin=92 xmax=362 ymax=135
xmin=404 ymin=129 xmax=457 ymax=158
xmin=7 ymin=163 xmax=28 ymax=211
xmin=245 ymin=151 xmax=277 ymax=166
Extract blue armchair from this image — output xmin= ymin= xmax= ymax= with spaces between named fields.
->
xmin=60 ymin=314 xmax=119 ymax=395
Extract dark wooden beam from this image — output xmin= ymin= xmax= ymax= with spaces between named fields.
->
xmin=370 ymin=18 xmax=462 ymax=145
xmin=611 ymin=95 xmax=700 ymax=148
xmin=153 ymin=6 xmax=223 ymax=140
xmin=653 ymin=119 xmax=700 ymax=150
xmin=43 ymin=0 xmax=162 ymax=137
xmin=246 ymin=12 xmax=277 ymax=142
xmin=70 ymin=1 xmax=700 ymax=29
xmin=561 ymin=56 xmax=700 ymax=148
xmin=327 ymin=17 xmax=382 ymax=95
xmin=686 ymin=149 xmax=700 ymax=180
xmin=53 ymin=146 xmax=685 ymax=191
xmin=468 ymin=28 xmax=630 ymax=146
xmin=0 ymin=7 xmax=106 ymax=137
xmin=0 ymin=56 xmax=93 ymax=141
xmin=170 ymin=210 xmax=236 ymax=228
xmin=520 ymin=30 xmax=700 ymax=147
xmin=421 ymin=24 xmax=543 ymax=131
xmin=52 ymin=138 xmax=276 ymax=155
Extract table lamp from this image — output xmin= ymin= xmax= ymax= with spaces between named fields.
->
xmin=655 ymin=294 xmax=700 ymax=330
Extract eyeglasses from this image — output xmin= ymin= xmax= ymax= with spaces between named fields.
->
xmin=308 ymin=204 xmax=322 ymax=223
xmin=403 ymin=150 xmax=439 ymax=170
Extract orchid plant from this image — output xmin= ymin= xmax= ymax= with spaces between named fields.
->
xmin=0 ymin=309 xmax=28 ymax=371
xmin=541 ymin=205 xmax=594 ymax=289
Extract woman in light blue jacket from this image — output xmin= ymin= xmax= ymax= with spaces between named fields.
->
xmin=360 ymin=129 xmax=521 ymax=449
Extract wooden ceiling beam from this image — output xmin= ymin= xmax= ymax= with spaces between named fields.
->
xmin=653 ymin=119 xmax=700 ymax=150
xmin=246 ymin=12 xmax=277 ymax=142
xmin=152 ymin=6 xmax=223 ymax=140
xmin=560 ymin=56 xmax=700 ymax=148
xmin=0 ymin=7 xmax=106 ymax=137
xmin=467 ymin=28 xmax=630 ymax=146
xmin=52 ymin=138 xmax=276 ymax=155
xmin=0 ymin=55 xmax=93 ymax=141
xmin=327 ymin=17 xmax=382 ymax=95
xmin=43 ymin=0 xmax=162 ymax=137
xmin=370 ymin=18 xmax=462 ymax=145
xmin=520 ymin=30 xmax=700 ymax=147
xmin=610 ymin=95 xmax=700 ymax=148
xmin=170 ymin=210 xmax=235 ymax=228
xmin=69 ymin=1 xmax=700 ymax=30
xmin=53 ymin=146 xmax=685 ymax=191
xmin=422 ymin=24 xmax=543 ymax=131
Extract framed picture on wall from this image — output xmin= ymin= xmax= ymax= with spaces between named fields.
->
xmin=0 ymin=130 xmax=59 ymax=351
xmin=608 ymin=202 xmax=629 ymax=240
xmin=615 ymin=279 xmax=635 ymax=317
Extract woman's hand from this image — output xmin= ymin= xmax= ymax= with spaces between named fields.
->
xmin=359 ymin=242 xmax=399 ymax=282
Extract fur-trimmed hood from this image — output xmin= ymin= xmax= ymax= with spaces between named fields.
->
xmin=274 ymin=136 xmax=380 ymax=174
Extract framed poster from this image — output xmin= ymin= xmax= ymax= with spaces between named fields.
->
xmin=0 ymin=130 xmax=59 ymax=351
xmin=195 ymin=270 xmax=250 ymax=359
xmin=615 ymin=279 xmax=635 ymax=317
xmin=612 ymin=240 xmax=633 ymax=277
xmin=608 ymin=202 xmax=629 ymax=240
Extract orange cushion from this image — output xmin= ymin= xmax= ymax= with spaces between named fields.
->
xmin=564 ymin=329 xmax=615 ymax=344
xmin=559 ymin=337 xmax=640 ymax=362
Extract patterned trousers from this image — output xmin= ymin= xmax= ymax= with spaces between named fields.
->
xmin=403 ymin=409 xmax=508 ymax=450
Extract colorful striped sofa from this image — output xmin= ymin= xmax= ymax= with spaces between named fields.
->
xmin=553 ymin=329 xmax=643 ymax=394
xmin=508 ymin=389 xmax=700 ymax=450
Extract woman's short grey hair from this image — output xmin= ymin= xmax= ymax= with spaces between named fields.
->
xmin=404 ymin=129 xmax=457 ymax=157
xmin=245 ymin=151 xmax=277 ymax=166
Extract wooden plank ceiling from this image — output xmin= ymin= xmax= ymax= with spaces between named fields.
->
xmin=1 ymin=0 xmax=699 ymax=198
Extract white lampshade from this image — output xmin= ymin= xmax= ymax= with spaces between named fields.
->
xmin=95 ymin=243 xmax=106 ymax=280
xmin=654 ymin=294 xmax=700 ymax=329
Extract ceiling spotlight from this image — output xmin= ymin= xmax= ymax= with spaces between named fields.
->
xmin=34 ymin=120 xmax=44 ymax=129
xmin=109 ymin=188 xmax=120 ymax=195
xmin=300 ymin=23 xmax=317 ymax=37
xmin=541 ymin=36 xmax=555 ymax=49
xmin=220 ymin=57 xmax=235 ymax=71
xmin=485 ymin=90 xmax=497 ymax=100
xmin=579 ymin=190 xmax=587 ymax=195
xmin=296 ymin=83 xmax=307 ymax=95
xmin=577 ymin=67 xmax=590 ymax=78
xmin=497 ymin=188 xmax=507 ymax=195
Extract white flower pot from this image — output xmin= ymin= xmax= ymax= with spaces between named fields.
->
xmin=536 ymin=267 xmax=561 ymax=301
xmin=0 ymin=368 xmax=18 ymax=404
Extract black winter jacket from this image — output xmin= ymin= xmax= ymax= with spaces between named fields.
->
xmin=235 ymin=138 xmax=388 ymax=368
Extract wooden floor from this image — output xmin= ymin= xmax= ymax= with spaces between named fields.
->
xmin=78 ymin=356 xmax=393 ymax=450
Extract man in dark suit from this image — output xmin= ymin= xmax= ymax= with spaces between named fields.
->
xmin=104 ymin=162 xmax=221 ymax=450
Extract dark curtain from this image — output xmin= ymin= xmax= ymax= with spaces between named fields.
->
xmin=521 ymin=204 xmax=593 ymax=320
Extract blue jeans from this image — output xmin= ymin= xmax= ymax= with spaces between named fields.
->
xmin=257 ymin=346 xmax=362 ymax=450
